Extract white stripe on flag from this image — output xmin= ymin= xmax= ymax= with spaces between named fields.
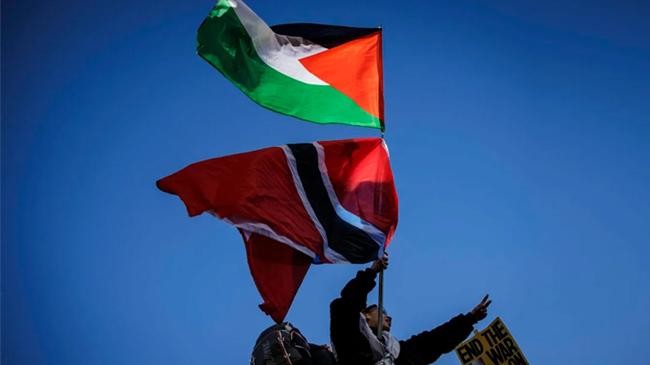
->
xmin=228 ymin=0 xmax=329 ymax=85
xmin=222 ymin=217 xmax=318 ymax=260
xmin=313 ymin=142 xmax=387 ymax=253
xmin=280 ymin=146 xmax=348 ymax=264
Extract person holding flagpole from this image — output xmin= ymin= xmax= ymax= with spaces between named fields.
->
xmin=330 ymin=255 xmax=492 ymax=365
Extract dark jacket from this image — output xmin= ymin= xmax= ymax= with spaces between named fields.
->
xmin=330 ymin=269 xmax=476 ymax=365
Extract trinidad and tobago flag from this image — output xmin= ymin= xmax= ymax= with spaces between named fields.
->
xmin=157 ymin=138 xmax=398 ymax=322
xmin=198 ymin=0 xmax=384 ymax=130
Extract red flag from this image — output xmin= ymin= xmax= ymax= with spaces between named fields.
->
xmin=157 ymin=138 xmax=398 ymax=322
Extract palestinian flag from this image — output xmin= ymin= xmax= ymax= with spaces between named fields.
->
xmin=157 ymin=138 xmax=398 ymax=322
xmin=197 ymin=0 xmax=384 ymax=130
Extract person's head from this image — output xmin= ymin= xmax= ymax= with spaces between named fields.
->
xmin=362 ymin=304 xmax=392 ymax=332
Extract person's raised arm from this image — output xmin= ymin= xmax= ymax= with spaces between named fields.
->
xmin=398 ymin=295 xmax=492 ymax=365
xmin=337 ymin=255 xmax=388 ymax=311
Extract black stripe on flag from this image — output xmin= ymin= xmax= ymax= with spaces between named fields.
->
xmin=287 ymin=143 xmax=379 ymax=263
xmin=271 ymin=23 xmax=379 ymax=49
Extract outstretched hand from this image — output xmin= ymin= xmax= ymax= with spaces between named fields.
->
xmin=370 ymin=254 xmax=389 ymax=273
xmin=469 ymin=294 xmax=492 ymax=323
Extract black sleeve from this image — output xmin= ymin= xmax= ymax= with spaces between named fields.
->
xmin=397 ymin=313 xmax=475 ymax=365
xmin=329 ymin=269 xmax=378 ymax=364
xmin=339 ymin=268 xmax=377 ymax=310
xmin=330 ymin=268 xmax=377 ymax=325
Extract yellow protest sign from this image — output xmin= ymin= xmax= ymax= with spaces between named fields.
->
xmin=455 ymin=317 xmax=528 ymax=365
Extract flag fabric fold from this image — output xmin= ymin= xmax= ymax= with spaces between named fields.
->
xmin=197 ymin=0 xmax=385 ymax=130
xmin=157 ymin=138 xmax=398 ymax=322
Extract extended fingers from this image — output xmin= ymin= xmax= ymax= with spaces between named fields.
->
xmin=483 ymin=300 xmax=492 ymax=308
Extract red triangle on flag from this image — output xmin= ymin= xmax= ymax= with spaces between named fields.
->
xmin=242 ymin=231 xmax=312 ymax=323
xmin=300 ymin=31 xmax=384 ymax=121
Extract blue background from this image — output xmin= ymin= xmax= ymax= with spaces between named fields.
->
xmin=3 ymin=0 xmax=649 ymax=363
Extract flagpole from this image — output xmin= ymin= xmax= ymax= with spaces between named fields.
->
xmin=377 ymin=124 xmax=384 ymax=337
xmin=377 ymin=268 xmax=384 ymax=338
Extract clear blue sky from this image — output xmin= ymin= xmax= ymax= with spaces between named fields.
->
xmin=3 ymin=0 xmax=649 ymax=363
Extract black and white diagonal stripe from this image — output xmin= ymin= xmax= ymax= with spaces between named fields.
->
xmin=282 ymin=142 xmax=386 ymax=264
